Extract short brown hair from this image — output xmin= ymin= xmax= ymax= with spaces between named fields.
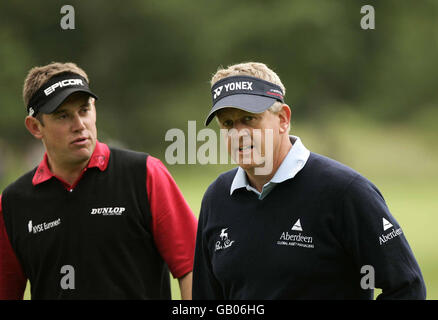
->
xmin=23 ymin=62 xmax=89 ymax=108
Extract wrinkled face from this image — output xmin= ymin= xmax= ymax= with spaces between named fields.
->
xmin=216 ymin=108 xmax=282 ymax=174
xmin=39 ymin=92 xmax=97 ymax=168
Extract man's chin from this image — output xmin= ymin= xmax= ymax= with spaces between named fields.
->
xmin=234 ymin=153 xmax=263 ymax=166
xmin=237 ymin=160 xmax=264 ymax=170
xmin=234 ymin=155 xmax=275 ymax=176
xmin=70 ymin=146 xmax=93 ymax=162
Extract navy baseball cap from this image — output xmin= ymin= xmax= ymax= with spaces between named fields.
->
xmin=27 ymin=72 xmax=98 ymax=117
xmin=205 ymin=75 xmax=284 ymax=126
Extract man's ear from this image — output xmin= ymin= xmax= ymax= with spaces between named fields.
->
xmin=24 ymin=115 xmax=44 ymax=139
xmin=278 ymin=104 xmax=291 ymax=134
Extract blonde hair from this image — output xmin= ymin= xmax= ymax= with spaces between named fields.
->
xmin=210 ymin=62 xmax=285 ymax=114
xmin=23 ymin=62 xmax=89 ymax=107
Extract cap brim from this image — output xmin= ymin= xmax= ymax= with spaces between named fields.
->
xmin=38 ymin=88 xmax=99 ymax=114
xmin=205 ymin=94 xmax=277 ymax=126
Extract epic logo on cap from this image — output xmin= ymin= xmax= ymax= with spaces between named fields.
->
xmin=44 ymin=79 xmax=84 ymax=96
xmin=26 ymin=72 xmax=98 ymax=117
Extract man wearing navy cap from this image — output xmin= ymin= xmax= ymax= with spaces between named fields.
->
xmin=192 ymin=62 xmax=426 ymax=299
xmin=0 ymin=62 xmax=197 ymax=299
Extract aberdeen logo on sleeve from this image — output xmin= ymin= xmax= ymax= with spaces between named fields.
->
xmin=379 ymin=217 xmax=403 ymax=245
xmin=215 ymin=228 xmax=235 ymax=252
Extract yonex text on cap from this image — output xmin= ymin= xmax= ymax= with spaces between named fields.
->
xmin=205 ymin=75 xmax=285 ymax=125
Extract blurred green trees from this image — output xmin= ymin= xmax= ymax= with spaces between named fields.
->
xmin=1 ymin=0 xmax=437 ymax=156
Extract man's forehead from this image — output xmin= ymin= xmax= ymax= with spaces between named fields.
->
xmin=216 ymin=107 xmax=259 ymax=118
xmin=54 ymin=94 xmax=92 ymax=113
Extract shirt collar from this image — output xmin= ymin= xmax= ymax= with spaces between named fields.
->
xmin=230 ymin=135 xmax=310 ymax=196
xmin=32 ymin=140 xmax=110 ymax=186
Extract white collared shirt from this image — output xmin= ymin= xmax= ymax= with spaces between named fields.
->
xmin=230 ymin=135 xmax=310 ymax=200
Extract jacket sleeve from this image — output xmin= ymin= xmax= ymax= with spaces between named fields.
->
xmin=0 ymin=195 xmax=27 ymax=300
xmin=340 ymin=176 xmax=426 ymax=299
xmin=192 ymin=192 xmax=224 ymax=299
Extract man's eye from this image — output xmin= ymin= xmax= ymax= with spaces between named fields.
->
xmin=223 ymin=120 xmax=233 ymax=127
xmin=243 ymin=116 xmax=254 ymax=122
xmin=57 ymin=114 xmax=67 ymax=120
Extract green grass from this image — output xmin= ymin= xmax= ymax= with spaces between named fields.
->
xmin=19 ymin=113 xmax=438 ymax=299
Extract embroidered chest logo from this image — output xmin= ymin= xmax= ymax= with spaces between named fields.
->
xmin=28 ymin=218 xmax=61 ymax=234
xmin=215 ymin=228 xmax=235 ymax=252
xmin=276 ymin=218 xmax=314 ymax=249
xmin=90 ymin=207 xmax=126 ymax=216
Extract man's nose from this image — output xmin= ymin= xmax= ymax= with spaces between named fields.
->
xmin=230 ymin=121 xmax=251 ymax=135
xmin=71 ymin=113 xmax=86 ymax=131
xmin=227 ymin=126 xmax=250 ymax=140
xmin=226 ymin=124 xmax=251 ymax=150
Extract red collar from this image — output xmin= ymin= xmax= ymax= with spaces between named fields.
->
xmin=32 ymin=140 xmax=110 ymax=187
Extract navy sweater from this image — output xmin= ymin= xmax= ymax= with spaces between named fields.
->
xmin=192 ymin=152 xmax=426 ymax=299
